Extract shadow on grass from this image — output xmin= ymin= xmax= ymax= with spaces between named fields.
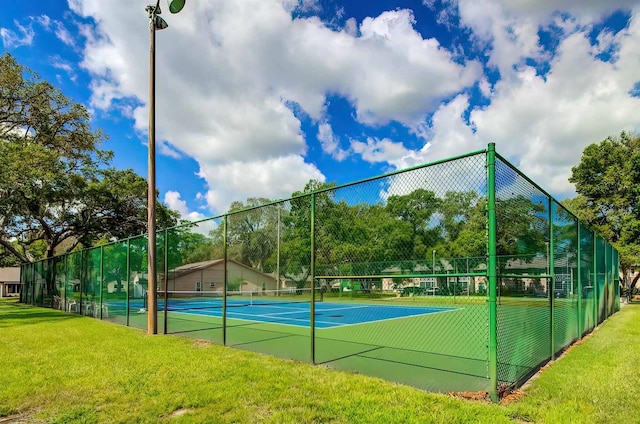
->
xmin=0 ymin=301 xmax=82 ymax=327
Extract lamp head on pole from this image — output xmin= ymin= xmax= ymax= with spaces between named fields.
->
xmin=167 ymin=0 xmax=186 ymax=14
xmin=154 ymin=15 xmax=169 ymax=30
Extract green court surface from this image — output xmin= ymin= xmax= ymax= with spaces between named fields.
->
xmin=137 ymin=296 xmax=493 ymax=393
xmin=121 ymin=294 xmax=589 ymax=393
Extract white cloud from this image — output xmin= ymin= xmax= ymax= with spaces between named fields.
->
xmin=162 ymin=192 xmax=219 ymax=236
xmin=158 ymin=141 xmax=182 ymax=160
xmin=198 ymin=155 xmax=325 ymax=214
xmin=346 ymin=9 xmax=482 ymax=126
xmin=70 ymin=0 xmax=481 ymax=214
xmin=414 ymin=3 xmax=640 ymax=199
xmin=317 ymin=122 xmax=348 ymax=161
xmin=0 ymin=20 xmax=34 ymax=48
xmin=35 ymin=15 xmax=51 ymax=29
xmin=53 ymin=21 xmax=75 ymax=47
xmin=164 ymin=191 xmax=206 ymax=221
xmin=51 ymin=55 xmax=78 ymax=82
xmin=344 ymin=17 xmax=358 ymax=36
xmin=296 ymin=0 xmax=322 ymax=13
xmin=419 ymin=94 xmax=481 ymax=161
xmin=66 ymin=0 xmax=640 ymax=214
xmin=453 ymin=0 xmax=545 ymax=80
xmin=470 ymin=19 xmax=640 ymax=197
xmin=351 ymin=137 xmax=427 ymax=170
xmin=34 ymin=14 xmax=75 ymax=47
xmin=484 ymin=0 xmax=638 ymax=22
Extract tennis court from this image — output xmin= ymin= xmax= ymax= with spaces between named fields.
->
xmin=19 ymin=144 xmax=621 ymax=398
xmin=118 ymin=292 xmax=491 ymax=393
xmin=123 ymin=292 xmax=458 ymax=329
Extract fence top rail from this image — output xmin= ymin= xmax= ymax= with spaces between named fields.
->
xmin=316 ymin=272 xmax=487 ymax=280
xmin=170 ymin=148 xmax=489 ymax=229
xmin=20 ymin=144 xmax=619 ymax=268
xmin=494 ymin=151 xmax=594 ymax=233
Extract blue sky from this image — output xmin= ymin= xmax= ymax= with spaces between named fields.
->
xmin=2 ymin=0 xmax=639 ymax=221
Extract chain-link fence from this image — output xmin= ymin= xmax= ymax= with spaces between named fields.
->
xmin=19 ymin=144 xmax=620 ymax=400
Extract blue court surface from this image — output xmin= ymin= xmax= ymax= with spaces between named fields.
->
xmin=161 ymin=302 xmax=458 ymax=329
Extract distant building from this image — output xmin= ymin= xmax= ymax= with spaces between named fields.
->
xmin=165 ymin=259 xmax=278 ymax=293
xmin=0 ymin=267 xmax=21 ymax=297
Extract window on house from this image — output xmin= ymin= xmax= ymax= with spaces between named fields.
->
xmin=195 ymin=281 xmax=201 ymax=292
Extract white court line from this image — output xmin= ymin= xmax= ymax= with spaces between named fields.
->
xmin=225 ymin=311 xmax=340 ymax=327
xmin=315 ymin=304 xmax=380 ymax=313
xmin=325 ymin=307 xmax=463 ymax=329
xmin=251 ymin=303 xmax=380 ymax=317
xmin=170 ymin=309 xmax=340 ymax=328
xmin=170 ymin=304 xmax=463 ymax=329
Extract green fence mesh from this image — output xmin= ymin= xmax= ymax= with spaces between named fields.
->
xmin=19 ymin=144 xmax=620 ymax=399
xmin=611 ymin=247 xmax=616 ymax=315
xmin=552 ymin=202 xmax=579 ymax=353
xmin=494 ymin=156 xmax=551 ymax=388
xmin=127 ymin=235 xmax=148 ymax=330
xmin=313 ymin=151 xmax=489 ymax=392
xmin=579 ymin=224 xmax=596 ymax=335
xmin=595 ymin=235 xmax=606 ymax=324
xmin=102 ymin=241 xmax=129 ymax=326
xmin=163 ymin=218 xmax=225 ymax=343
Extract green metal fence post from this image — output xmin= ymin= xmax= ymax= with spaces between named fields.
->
xmin=603 ymin=241 xmax=608 ymax=319
xmin=609 ymin=242 xmax=613 ymax=317
xmin=223 ymin=215 xmax=228 ymax=346
xmin=577 ymin=221 xmax=582 ymax=338
xmin=99 ymin=245 xmax=104 ymax=320
xmin=63 ymin=255 xmax=68 ymax=312
xmin=126 ymin=238 xmax=131 ymax=327
xmin=549 ymin=199 xmax=555 ymax=360
xmin=611 ymin=244 xmax=615 ymax=315
xmin=593 ymin=233 xmax=597 ymax=328
xmin=163 ymin=228 xmax=169 ymax=334
xmin=310 ymin=193 xmax=316 ymax=365
xmin=31 ymin=262 xmax=36 ymax=305
xmin=486 ymin=143 xmax=499 ymax=402
xmin=79 ymin=250 xmax=85 ymax=315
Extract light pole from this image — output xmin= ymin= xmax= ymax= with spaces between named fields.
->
xmin=146 ymin=0 xmax=186 ymax=335
xmin=432 ymin=249 xmax=436 ymax=272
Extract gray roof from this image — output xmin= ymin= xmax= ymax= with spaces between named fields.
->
xmin=173 ymin=259 xmax=224 ymax=273
xmin=170 ymin=259 xmax=276 ymax=281
xmin=0 ymin=267 xmax=20 ymax=283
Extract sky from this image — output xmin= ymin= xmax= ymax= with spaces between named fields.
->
xmin=2 ymin=0 xmax=639 ymax=222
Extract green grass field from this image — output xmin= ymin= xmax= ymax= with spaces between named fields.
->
xmin=14 ymin=291 xmax=617 ymax=398
xmin=1 ymin=297 xmax=639 ymax=423
xmin=94 ymin=293 xmax=609 ymax=394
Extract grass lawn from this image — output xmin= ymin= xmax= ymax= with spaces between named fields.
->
xmin=1 ymin=297 xmax=638 ymax=423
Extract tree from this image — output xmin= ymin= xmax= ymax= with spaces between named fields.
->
xmin=224 ymin=197 xmax=279 ymax=272
xmin=567 ymin=131 xmax=640 ymax=297
xmin=495 ymin=195 xmax=547 ymax=262
xmin=279 ymin=180 xmax=336 ymax=288
xmin=435 ymin=191 xmax=486 ymax=260
xmin=166 ymin=225 xmax=216 ymax=268
xmin=0 ymin=53 xmax=178 ymax=265
xmin=385 ymin=189 xmax=441 ymax=259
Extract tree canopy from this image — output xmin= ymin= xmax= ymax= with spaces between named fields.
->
xmin=567 ymin=131 xmax=640 ymax=290
xmin=0 ymin=53 xmax=178 ymax=265
xmin=567 ymin=132 xmax=640 ymax=265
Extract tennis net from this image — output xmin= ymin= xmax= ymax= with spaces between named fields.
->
xmin=157 ymin=288 xmax=321 ymax=311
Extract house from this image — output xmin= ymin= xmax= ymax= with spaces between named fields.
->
xmin=165 ymin=259 xmax=278 ymax=293
xmin=379 ymin=260 xmax=486 ymax=294
xmin=0 ymin=267 xmax=21 ymax=297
